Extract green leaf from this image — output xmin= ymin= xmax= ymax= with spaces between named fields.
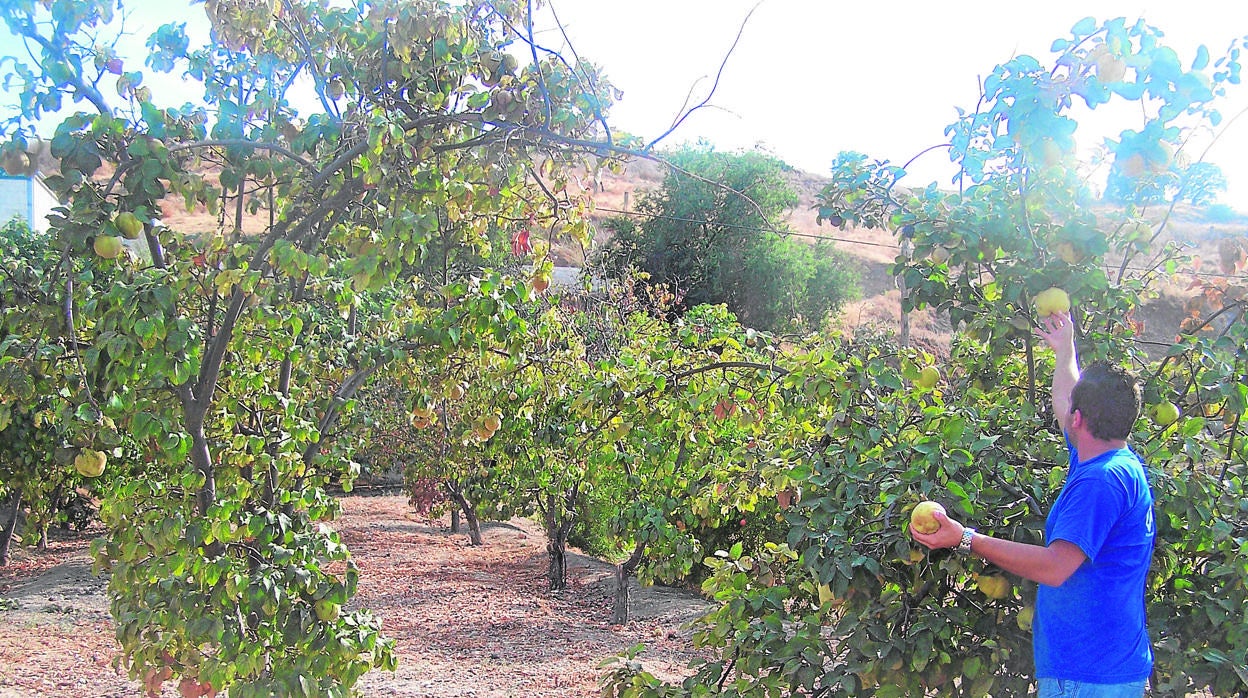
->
xmin=946 ymin=481 xmax=969 ymax=501
xmin=1180 ymin=417 xmax=1206 ymax=437
xmin=1210 ymin=520 xmax=1233 ymax=542
xmin=75 ymin=402 xmax=99 ymax=422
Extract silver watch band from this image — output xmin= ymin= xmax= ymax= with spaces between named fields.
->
xmin=958 ymin=527 xmax=976 ymax=553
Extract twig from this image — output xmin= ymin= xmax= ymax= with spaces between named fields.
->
xmin=644 ymin=1 xmax=763 ymax=153
xmin=62 ymin=253 xmax=98 ymax=412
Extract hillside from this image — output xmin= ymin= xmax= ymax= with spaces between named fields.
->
xmin=127 ymin=154 xmax=1244 ymax=357
xmin=573 ymin=158 xmax=1245 ymax=357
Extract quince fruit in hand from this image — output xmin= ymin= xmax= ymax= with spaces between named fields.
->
xmin=1034 ymin=287 xmax=1070 ymax=317
xmin=909 ymin=501 xmax=945 ymax=535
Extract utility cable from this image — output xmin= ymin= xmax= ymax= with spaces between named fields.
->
xmin=588 ymin=205 xmax=1247 ymax=280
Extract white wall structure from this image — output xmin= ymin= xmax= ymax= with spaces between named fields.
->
xmin=0 ymin=174 xmax=58 ymax=233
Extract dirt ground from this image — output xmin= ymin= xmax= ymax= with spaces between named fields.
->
xmin=0 ymin=495 xmax=710 ymax=697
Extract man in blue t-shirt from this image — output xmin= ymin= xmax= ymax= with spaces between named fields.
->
xmin=910 ymin=310 xmax=1155 ymax=697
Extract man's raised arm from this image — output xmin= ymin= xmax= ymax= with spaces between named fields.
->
xmin=1036 ymin=312 xmax=1079 ymax=433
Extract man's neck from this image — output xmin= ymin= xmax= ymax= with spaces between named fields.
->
xmin=1073 ymin=436 xmax=1128 ymax=463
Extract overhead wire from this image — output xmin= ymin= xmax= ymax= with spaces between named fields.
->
xmin=588 ymin=205 xmax=1247 ymax=281
xmin=590 ymin=206 xmax=899 ymax=249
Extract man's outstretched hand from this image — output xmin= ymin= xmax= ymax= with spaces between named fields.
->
xmin=910 ymin=509 xmax=966 ymax=551
xmin=1035 ymin=311 xmax=1075 ymax=356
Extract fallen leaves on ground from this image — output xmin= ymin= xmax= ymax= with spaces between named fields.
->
xmin=0 ymin=495 xmax=709 ymax=697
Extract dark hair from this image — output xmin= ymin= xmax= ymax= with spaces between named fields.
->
xmin=1070 ymin=363 xmax=1142 ymax=441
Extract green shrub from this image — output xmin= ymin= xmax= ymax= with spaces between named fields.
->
xmin=593 ymin=145 xmax=859 ymax=332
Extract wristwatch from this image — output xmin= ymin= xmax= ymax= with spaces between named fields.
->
xmin=957 ymin=527 xmax=976 ymax=554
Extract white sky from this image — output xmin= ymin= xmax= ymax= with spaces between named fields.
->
xmin=533 ymin=1 xmax=1248 ymax=207
xmin=4 ymin=1 xmax=1248 ymax=206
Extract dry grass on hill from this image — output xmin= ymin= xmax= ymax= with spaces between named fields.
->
xmin=126 ymin=155 xmax=1242 ymax=358
xmin=584 ymin=160 xmax=1244 ymax=358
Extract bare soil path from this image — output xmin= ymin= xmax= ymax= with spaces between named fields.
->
xmin=0 ymin=495 xmax=709 ymax=697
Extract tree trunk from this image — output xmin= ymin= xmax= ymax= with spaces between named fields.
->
xmin=184 ymin=416 xmax=224 ymax=557
xmin=443 ymin=483 xmax=482 ymax=546
xmin=542 ymin=486 xmax=580 ymax=591
xmin=0 ymin=492 xmax=21 ymax=566
xmin=547 ymin=534 xmax=567 ymax=591
xmin=898 ymin=239 xmax=912 ymax=348
xmin=611 ymin=541 xmax=646 ymax=625
xmin=186 ymin=422 xmax=217 ymax=518
xmin=1025 ymin=333 xmax=1037 ymax=412
xmin=463 ymin=506 xmax=482 ymax=547
xmin=611 ymin=564 xmax=630 ymax=625
xmin=450 ymin=508 xmax=460 ymax=533
xmin=898 ymin=271 xmax=910 ymax=348
xmin=544 ymin=494 xmax=570 ymax=591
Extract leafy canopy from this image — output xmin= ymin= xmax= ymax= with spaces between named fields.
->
xmin=593 ymin=144 xmax=859 ymax=333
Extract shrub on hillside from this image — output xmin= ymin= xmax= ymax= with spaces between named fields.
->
xmin=591 ymin=145 xmax=859 ymax=332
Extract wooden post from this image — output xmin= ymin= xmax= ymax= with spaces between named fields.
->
xmin=899 ymin=239 xmax=913 ymax=347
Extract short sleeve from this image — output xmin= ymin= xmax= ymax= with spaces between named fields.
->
xmin=1047 ymin=474 xmax=1126 ymax=562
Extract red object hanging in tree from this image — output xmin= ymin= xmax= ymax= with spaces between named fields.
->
xmin=511 ymin=229 xmax=532 ymax=257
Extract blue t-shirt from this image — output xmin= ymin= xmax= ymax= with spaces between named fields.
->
xmin=1034 ymin=438 xmax=1155 ymax=683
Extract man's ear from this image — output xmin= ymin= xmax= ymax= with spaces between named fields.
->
xmin=1069 ymin=408 xmax=1083 ymax=431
